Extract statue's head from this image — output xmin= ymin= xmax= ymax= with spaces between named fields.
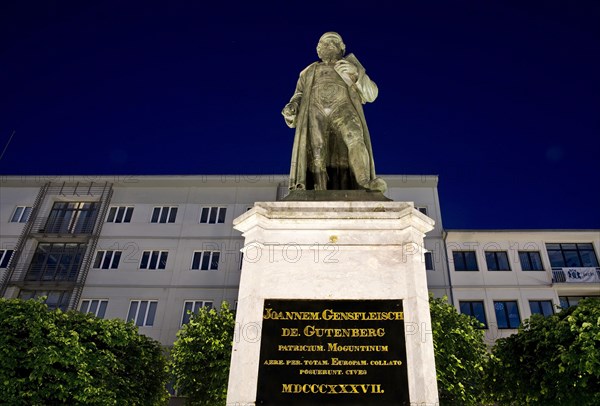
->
xmin=316 ymin=32 xmax=345 ymax=62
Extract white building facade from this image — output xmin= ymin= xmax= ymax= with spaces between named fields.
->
xmin=445 ymin=230 xmax=600 ymax=343
xmin=0 ymin=175 xmax=597 ymax=345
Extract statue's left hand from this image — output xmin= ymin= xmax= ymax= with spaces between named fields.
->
xmin=334 ymin=60 xmax=358 ymax=82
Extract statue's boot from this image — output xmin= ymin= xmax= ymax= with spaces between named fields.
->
xmin=366 ymin=177 xmax=388 ymax=193
xmin=349 ymin=149 xmax=388 ymax=193
xmin=347 ymin=139 xmax=387 ymax=193
xmin=356 ymin=176 xmax=388 ymax=193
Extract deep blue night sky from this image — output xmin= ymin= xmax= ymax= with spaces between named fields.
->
xmin=1 ymin=1 xmax=599 ymax=229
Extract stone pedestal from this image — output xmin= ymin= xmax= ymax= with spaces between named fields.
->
xmin=226 ymin=201 xmax=439 ymax=405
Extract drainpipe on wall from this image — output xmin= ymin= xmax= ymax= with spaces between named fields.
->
xmin=442 ymin=230 xmax=455 ymax=306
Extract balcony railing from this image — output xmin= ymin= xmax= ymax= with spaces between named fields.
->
xmin=8 ymin=265 xmax=81 ymax=284
xmin=25 ymin=265 xmax=81 ymax=282
xmin=552 ymin=268 xmax=600 ymax=283
xmin=29 ymin=214 xmax=97 ymax=236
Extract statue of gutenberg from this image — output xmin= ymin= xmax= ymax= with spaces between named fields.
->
xmin=282 ymin=32 xmax=387 ymax=193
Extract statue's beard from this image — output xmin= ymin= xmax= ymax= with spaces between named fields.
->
xmin=318 ymin=47 xmax=343 ymax=63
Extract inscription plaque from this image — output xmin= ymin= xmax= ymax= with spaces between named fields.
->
xmin=256 ymin=299 xmax=409 ymax=405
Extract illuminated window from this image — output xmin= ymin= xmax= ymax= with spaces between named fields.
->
xmin=45 ymin=202 xmax=98 ymax=234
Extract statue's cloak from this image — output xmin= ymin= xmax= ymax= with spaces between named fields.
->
xmin=286 ymin=54 xmax=379 ymax=190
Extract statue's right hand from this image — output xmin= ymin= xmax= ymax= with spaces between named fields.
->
xmin=282 ymin=103 xmax=298 ymax=128
xmin=282 ymin=103 xmax=297 ymax=117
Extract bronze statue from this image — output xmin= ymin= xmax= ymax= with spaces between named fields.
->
xmin=282 ymin=32 xmax=387 ymax=193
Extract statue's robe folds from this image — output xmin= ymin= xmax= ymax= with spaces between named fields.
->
xmin=285 ymin=54 xmax=379 ymax=190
